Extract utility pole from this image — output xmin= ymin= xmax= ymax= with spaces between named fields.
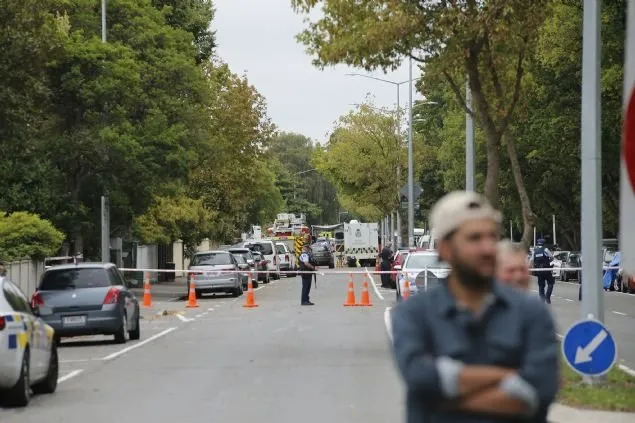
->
xmin=407 ymin=57 xmax=415 ymax=248
xmin=581 ymin=0 xmax=604 ymax=326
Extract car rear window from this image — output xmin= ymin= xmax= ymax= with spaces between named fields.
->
xmin=311 ymin=244 xmax=329 ymax=253
xmin=39 ymin=268 xmax=111 ymax=290
xmin=251 ymin=242 xmax=274 ymax=256
xmin=405 ymin=254 xmax=450 ymax=270
xmin=234 ymin=254 xmax=246 ymax=264
xmin=276 ymin=244 xmax=286 ymax=254
xmin=191 ymin=253 xmax=232 ymax=266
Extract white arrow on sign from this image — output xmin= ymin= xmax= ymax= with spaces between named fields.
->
xmin=574 ymin=329 xmax=608 ymax=364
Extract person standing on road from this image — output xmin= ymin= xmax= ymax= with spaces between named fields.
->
xmin=379 ymin=242 xmax=394 ymax=288
xmin=496 ymin=240 xmax=531 ymax=291
xmin=298 ymin=243 xmax=316 ymax=306
xmin=532 ymin=238 xmax=555 ymax=304
xmin=390 ymin=191 xmax=559 ymax=423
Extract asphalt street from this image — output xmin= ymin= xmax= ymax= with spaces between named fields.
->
xmin=0 ymin=270 xmax=403 ymax=423
xmin=1 ymin=270 xmax=633 ymax=422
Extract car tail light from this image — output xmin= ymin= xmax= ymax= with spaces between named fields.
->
xmin=273 ymin=256 xmax=277 ymax=265
xmin=0 ymin=316 xmax=5 ymax=331
xmin=31 ymin=291 xmax=44 ymax=308
xmin=103 ymin=287 xmax=120 ymax=304
xmin=285 ymin=254 xmax=290 ymax=262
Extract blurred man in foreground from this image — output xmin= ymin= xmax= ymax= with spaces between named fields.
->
xmin=497 ymin=240 xmax=531 ymax=291
xmin=390 ymin=191 xmax=559 ymax=423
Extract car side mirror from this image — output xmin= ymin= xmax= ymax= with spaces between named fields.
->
xmin=394 ymin=265 xmax=402 ymax=271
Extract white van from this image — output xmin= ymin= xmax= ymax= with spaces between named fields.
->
xmin=245 ymin=240 xmax=280 ymax=280
xmin=275 ymin=242 xmax=296 ymax=277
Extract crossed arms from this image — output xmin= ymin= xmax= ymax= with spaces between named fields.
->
xmin=391 ymin=302 xmax=559 ymax=418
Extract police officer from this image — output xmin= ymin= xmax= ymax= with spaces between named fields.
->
xmin=379 ymin=242 xmax=394 ymax=288
xmin=532 ymin=238 xmax=555 ymax=303
xmin=298 ymin=243 xmax=316 ymax=306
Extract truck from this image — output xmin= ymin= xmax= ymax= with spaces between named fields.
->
xmin=343 ymin=220 xmax=379 ymax=268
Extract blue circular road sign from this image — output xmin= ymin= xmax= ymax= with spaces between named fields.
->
xmin=561 ymin=319 xmax=617 ymax=377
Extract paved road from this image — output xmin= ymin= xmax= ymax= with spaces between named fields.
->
xmin=1 ymin=270 xmax=633 ymax=422
xmin=0 ymin=270 xmax=403 ymax=423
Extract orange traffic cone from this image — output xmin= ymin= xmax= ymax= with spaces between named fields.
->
xmin=243 ymin=273 xmax=259 ymax=308
xmin=343 ymin=273 xmax=357 ymax=307
xmin=359 ymin=276 xmax=373 ymax=306
xmin=402 ymin=278 xmax=411 ymax=300
xmin=186 ymin=273 xmax=199 ymax=308
xmin=142 ymin=273 xmax=152 ymax=308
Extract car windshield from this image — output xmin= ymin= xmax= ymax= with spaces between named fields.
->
xmin=250 ymin=242 xmax=273 ymax=255
xmin=404 ymin=254 xmax=450 ymax=270
xmin=234 ymin=255 xmax=246 ymax=264
xmin=191 ymin=253 xmax=232 ymax=266
xmin=39 ymin=268 xmax=111 ymax=290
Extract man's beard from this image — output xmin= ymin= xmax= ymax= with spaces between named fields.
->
xmin=451 ymin=257 xmax=494 ymax=292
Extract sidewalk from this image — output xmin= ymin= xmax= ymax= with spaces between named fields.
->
xmin=549 ymin=403 xmax=635 ymax=422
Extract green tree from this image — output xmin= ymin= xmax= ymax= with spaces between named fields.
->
xmin=268 ymin=132 xmax=339 ymax=224
xmin=0 ymin=212 xmax=65 ymax=261
xmin=315 ymin=104 xmax=404 ymax=221
xmin=292 ymin=0 xmax=549 ymax=245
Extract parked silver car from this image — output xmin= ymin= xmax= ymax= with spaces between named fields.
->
xmin=188 ymin=250 xmax=243 ymax=297
xmin=32 ymin=263 xmax=140 ymax=344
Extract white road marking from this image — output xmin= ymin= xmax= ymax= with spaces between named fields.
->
xmin=384 ymin=307 xmax=393 ymax=342
xmin=58 ymin=369 xmax=83 ymax=383
xmin=612 ymin=311 xmax=627 ymax=316
xmin=207 ymin=307 xmax=214 ymax=311
xmin=167 ymin=296 xmax=181 ymax=302
xmin=59 ymin=358 xmax=101 ymax=363
xmin=176 ymin=314 xmax=191 ymax=323
xmin=101 ymin=327 xmax=177 ymax=361
xmin=365 ymin=268 xmax=384 ymax=300
xmin=565 ymin=298 xmax=574 ymax=302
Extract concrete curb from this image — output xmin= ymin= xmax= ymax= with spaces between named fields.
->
xmin=549 ymin=403 xmax=635 ymax=422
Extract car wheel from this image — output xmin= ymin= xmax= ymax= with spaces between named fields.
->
xmin=5 ymin=347 xmax=30 ymax=407
xmin=32 ymin=342 xmax=58 ymax=395
xmin=114 ymin=312 xmax=129 ymax=344
xmin=129 ymin=310 xmax=141 ymax=341
xmin=252 ymin=280 xmax=259 ymax=289
xmin=232 ymin=283 xmax=243 ymax=297
xmin=329 ymin=262 xmax=335 ymax=269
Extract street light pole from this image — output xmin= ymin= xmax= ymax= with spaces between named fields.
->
xmin=407 ymin=57 xmax=415 ymax=247
xmin=346 ymin=73 xmax=427 ymax=248
xmin=102 ymin=0 xmax=107 ymax=43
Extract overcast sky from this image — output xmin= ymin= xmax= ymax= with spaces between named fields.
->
xmin=212 ymin=0 xmax=422 ymax=144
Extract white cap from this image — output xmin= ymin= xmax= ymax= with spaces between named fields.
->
xmin=429 ymin=191 xmax=502 ymax=240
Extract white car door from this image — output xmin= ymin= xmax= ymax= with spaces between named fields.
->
xmin=3 ymin=281 xmax=49 ymax=381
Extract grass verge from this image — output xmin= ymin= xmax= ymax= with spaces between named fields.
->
xmin=558 ymin=355 xmax=635 ymax=411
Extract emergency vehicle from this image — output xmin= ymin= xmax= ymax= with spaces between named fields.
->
xmin=343 ymin=221 xmax=379 ymax=267
xmin=0 ymin=276 xmax=59 ymax=406
xmin=266 ymin=213 xmax=311 ymax=267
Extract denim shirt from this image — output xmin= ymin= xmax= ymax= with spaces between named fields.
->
xmin=390 ymin=281 xmax=559 ymax=423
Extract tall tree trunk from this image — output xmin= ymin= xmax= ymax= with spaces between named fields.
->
xmin=483 ymin=128 xmax=501 ymax=207
xmin=505 ymin=133 xmax=536 ymax=248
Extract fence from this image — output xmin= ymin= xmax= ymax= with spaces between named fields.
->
xmin=4 ymin=259 xmax=44 ymax=297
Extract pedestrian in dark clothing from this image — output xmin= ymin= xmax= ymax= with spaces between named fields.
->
xmin=380 ymin=242 xmax=394 ymax=288
xmin=390 ymin=191 xmax=559 ymax=423
xmin=298 ymin=244 xmax=316 ymax=306
xmin=531 ymin=239 xmax=555 ymax=304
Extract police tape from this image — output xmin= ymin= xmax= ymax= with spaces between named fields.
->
xmin=118 ymin=266 xmax=621 ymax=276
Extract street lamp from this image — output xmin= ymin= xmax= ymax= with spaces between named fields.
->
xmin=347 ymin=67 xmax=427 ymax=247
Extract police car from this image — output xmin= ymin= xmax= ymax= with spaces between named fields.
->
xmin=0 ymin=276 xmax=58 ymax=406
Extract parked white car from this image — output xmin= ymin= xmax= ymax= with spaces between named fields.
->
xmin=395 ymin=251 xmax=450 ymax=301
xmin=0 ymin=277 xmax=59 ymax=407
xmin=275 ymin=242 xmax=296 ymax=277
xmin=551 ymin=250 xmax=570 ymax=278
